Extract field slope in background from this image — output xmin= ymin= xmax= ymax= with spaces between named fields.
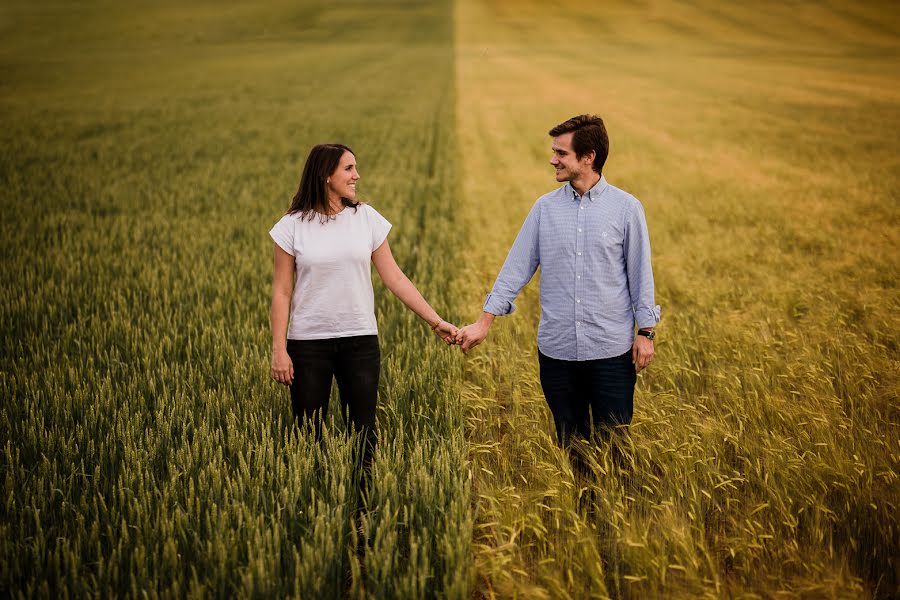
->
xmin=1 ymin=1 xmax=470 ymax=597
xmin=455 ymin=0 xmax=899 ymax=598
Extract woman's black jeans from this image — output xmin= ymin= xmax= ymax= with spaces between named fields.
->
xmin=286 ymin=335 xmax=380 ymax=469
xmin=538 ymin=349 xmax=636 ymax=448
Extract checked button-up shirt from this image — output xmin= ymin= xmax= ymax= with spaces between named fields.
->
xmin=484 ymin=175 xmax=661 ymax=361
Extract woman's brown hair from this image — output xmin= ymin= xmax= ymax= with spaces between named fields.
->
xmin=288 ymin=143 xmax=359 ymax=222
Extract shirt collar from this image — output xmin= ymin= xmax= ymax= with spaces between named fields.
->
xmin=567 ymin=174 xmax=608 ymax=202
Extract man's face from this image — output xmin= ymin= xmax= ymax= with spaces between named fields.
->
xmin=550 ymin=132 xmax=592 ymax=183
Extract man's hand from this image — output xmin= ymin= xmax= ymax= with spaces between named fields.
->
xmin=632 ymin=335 xmax=654 ymax=373
xmin=454 ymin=312 xmax=495 ymax=354
xmin=432 ymin=320 xmax=459 ymax=345
xmin=271 ymin=348 xmax=294 ymax=386
xmin=455 ymin=322 xmax=489 ymax=354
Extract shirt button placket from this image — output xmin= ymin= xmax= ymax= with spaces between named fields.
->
xmin=575 ymin=197 xmax=585 ymax=360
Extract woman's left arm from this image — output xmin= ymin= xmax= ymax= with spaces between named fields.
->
xmin=371 ymin=240 xmax=457 ymax=344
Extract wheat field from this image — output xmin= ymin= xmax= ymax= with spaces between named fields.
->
xmin=2 ymin=0 xmax=898 ymax=598
xmin=456 ymin=1 xmax=899 ymax=597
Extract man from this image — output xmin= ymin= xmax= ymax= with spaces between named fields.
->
xmin=455 ymin=114 xmax=660 ymax=448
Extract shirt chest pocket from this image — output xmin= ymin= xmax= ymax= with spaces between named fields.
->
xmin=591 ymin=228 xmax=624 ymax=255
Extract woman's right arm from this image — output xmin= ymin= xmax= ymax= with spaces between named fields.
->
xmin=271 ymin=244 xmax=295 ymax=385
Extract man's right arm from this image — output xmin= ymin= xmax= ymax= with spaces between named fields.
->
xmin=457 ymin=202 xmax=541 ymax=353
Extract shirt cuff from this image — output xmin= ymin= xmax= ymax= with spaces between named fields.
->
xmin=636 ymin=304 xmax=661 ymax=329
xmin=484 ymin=293 xmax=516 ymax=316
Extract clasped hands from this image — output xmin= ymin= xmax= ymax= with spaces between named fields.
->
xmin=431 ymin=319 xmax=489 ymax=354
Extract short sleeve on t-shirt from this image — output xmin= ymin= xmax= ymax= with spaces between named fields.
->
xmin=368 ymin=205 xmax=392 ymax=251
xmin=269 ymin=214 xmax=295 ymax=256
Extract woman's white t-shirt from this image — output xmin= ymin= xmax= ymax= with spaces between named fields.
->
xmin=269 ymin=203 xmax=392 ymax=340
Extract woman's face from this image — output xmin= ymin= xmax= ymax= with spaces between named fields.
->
xmin=327 ymin=151 xmax=360 ymax=201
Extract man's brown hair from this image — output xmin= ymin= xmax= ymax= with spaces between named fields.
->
xmin=549 ymin=115 xmax=609 ymax=174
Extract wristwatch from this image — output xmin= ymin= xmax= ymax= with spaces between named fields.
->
xmin=637 ymin=329 xmax=656 ymax=341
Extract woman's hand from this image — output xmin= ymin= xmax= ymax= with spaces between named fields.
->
xmin=271 ymin=349 xmax=294 ymax=386
xmin=432 ymin=320 xmax=459 ymax=345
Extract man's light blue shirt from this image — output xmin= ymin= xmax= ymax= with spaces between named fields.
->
xmin=484 ymin=175 xmax=661 ymax=361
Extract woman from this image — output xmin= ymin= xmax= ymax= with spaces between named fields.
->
xmin=269 ymin=143 xmax=457 ymax=467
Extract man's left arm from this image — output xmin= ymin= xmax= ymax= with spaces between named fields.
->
xmin=624 ymin=200 xmax=661 ymax=373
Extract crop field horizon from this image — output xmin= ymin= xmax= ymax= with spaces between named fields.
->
xmin=2 ymin=0 xmax=899 ymax=598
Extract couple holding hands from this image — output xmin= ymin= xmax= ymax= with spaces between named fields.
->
xmin=270 ymin=115 xmax=660 ymax=467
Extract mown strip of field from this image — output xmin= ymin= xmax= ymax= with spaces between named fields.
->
xmin=0 ymin=1 xmax=470 ymax=597
xmin=455 ymin=0 xmax=899 ymax=597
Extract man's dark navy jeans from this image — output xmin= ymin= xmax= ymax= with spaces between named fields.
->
xmin=538 ymin=349 xmax=637 ymax=447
